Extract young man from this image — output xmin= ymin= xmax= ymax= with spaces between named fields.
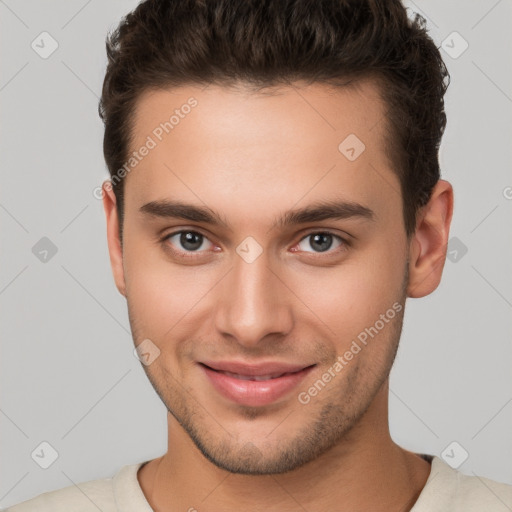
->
xmin=7 ymin=0 xmax=512 ymax=511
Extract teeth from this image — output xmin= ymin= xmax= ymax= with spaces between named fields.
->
xmin=221 ymin=370 xmax=286 ymax=381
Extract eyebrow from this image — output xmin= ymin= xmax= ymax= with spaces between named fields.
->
xmin=139 ymin=198 xmax=375 ymax=230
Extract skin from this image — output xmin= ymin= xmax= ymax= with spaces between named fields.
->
xmin=102 ymin=79 xmax=453 ymax=511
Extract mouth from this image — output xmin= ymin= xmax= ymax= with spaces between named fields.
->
xmin=198 ymin=361 xmax=316 ymax=407
xmin=212 ymin=369 xmax=301 ymax=381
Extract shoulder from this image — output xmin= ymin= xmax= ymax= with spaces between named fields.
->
xmin=413 ymin=455 xmax=512 ymax=511
xmin=3 ymin=462 xmax=147 ymax=512
xmin=450 ymin=466 xmax=512 ymax=509
xmin=3 ymin=478 xmax=114 ymax=512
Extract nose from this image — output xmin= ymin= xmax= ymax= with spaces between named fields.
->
xmin=213 ymin=250 xmax=293 ymax=348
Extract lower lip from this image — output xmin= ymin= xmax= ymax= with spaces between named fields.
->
xmin=200 ymin=364 xmax=315 ymax=407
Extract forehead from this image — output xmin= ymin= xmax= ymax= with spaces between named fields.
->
xmin=131 ymin=79 xmax=386 ymax=152
xmin=124 ymin=79 xmax=399 ymax=228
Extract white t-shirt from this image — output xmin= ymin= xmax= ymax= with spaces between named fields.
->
xmin=4 ymin=453 xmax=512 ymax=511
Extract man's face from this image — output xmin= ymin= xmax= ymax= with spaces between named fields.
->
xmin=117 ymin=80 xmax=411 ymax=474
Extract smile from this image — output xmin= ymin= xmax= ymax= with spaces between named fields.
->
xmin=199 ymin=361 xmax=316 ymax=407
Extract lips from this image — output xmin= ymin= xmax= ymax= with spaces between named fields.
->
xmin=219 ymin=370 xmax=296 ymax=381
xmin=199 ymin=360 xmax=315 ymax=407
xmin=201 ymin=360 xmax=311 ymax=376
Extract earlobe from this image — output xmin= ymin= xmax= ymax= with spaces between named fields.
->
xmin=406 ymin=179 xmax=454 ymax=299
xmin=102 ymin=180 xmax=127 ymax=297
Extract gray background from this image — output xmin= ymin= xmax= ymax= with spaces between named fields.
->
xmin=1 ymin=0 xmax=511 ymax=508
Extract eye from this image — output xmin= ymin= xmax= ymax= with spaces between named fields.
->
xmin=163 ymin=230 xmax=215 ymax=254
xmin=295 ymin=232 xmax=346 ymax=254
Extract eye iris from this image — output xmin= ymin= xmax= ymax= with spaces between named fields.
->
xmin=180 ymin=232 xmax=203 ymax=251
xmin=310 ymin=233 xmax=333 ymax=252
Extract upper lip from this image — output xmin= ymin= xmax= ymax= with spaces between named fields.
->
xmin=200 ymin=360 xmax=315 ymax=377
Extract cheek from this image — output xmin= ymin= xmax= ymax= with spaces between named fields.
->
xmin=288 ymin=239 xmax=406 ymax=339
xmin=123 ymin=238 xmax=216 ymax=337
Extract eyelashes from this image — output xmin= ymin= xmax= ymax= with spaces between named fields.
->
xmin=160 ymin=229 xmax=349 ymax=260
xmin=294 ymin=232 xmax=345 ymax=254
xmin=164 ymin=231 xmax=214 ymax=253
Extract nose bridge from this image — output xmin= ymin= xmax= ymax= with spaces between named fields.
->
xmin=214 ymin=250 xmax=292 ymax=346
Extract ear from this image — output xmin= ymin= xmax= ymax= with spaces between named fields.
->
xmin=407 ymin=179 xmax=454 ymax=298
xmin=102 ymin=181 xmax=127 ymax=297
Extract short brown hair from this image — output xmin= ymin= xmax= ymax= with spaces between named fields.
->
xmin=99 ymin=0 xmax=450 ymax=242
